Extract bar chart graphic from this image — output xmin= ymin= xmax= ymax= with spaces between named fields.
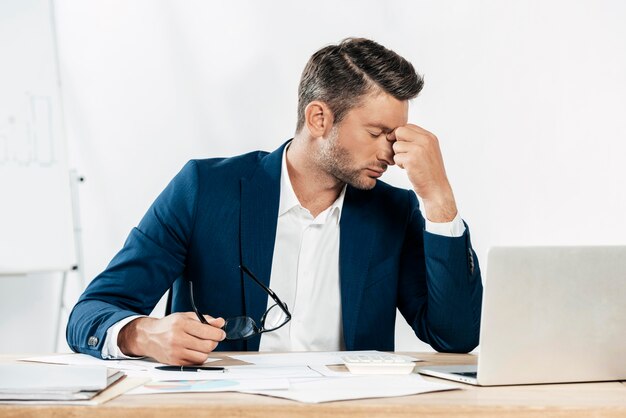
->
xmin=0 ymin=93 xmax=56 ymax=167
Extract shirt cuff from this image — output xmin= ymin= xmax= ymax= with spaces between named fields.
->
xmin=101 ymin=315 xmax=146 ymax=359
xmin=424 ymin=212 xmax=466 ymax=238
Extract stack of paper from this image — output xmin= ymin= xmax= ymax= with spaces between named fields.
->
xmin=18 ymin=351 xmax=460 ymax=404
xmin=0 ymin=363 xmax=124 ymax=402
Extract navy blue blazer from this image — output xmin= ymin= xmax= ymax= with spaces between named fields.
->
xmin=67 ymin=141 xmax=483 ymax=358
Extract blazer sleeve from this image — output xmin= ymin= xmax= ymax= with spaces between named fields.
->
xmin=396 ymin=191 xmax=483 ymax=353
xmin=66 ymin=160 xmax=200 ymax=358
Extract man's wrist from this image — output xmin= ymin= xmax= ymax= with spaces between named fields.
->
xmin=421 ymin=196 xmax=458 ymax=223
xmin=418 ymin=183 xmax=458 ymax=222
xmin=102 ymin=315 xmax=145 ymax=359
xmin=118 ymin=317 xmax=154 ymax=357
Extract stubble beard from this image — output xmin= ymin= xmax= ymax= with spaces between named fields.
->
xmin=318 ymin=129 xmax=376 ymax=191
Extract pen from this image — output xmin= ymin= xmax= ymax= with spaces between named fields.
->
xmin=155 ymin=365 xmax=225 ymax=372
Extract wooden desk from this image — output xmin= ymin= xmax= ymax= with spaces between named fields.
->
xmin=1 ymin=352 xmax=625 ymax=418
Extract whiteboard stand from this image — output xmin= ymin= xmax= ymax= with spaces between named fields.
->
xmin=69 ymin=169 xmax=86 ymax=290
xmin=53 ymin=170 xmax=86 ymax=352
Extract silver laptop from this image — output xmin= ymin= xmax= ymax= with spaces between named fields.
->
xmin=419 ymin=246 xmax=626 ymax=386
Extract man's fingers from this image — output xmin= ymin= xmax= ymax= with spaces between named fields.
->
xmin=393 ymin=126 xmax=417 ymax=142
xmin=389 ymin=124 xmax=430 ymax=142
xmin=181 ymin=312 xmax=213 ymax=323
xmin=181 ymin=312 xmax=221 ymax=324
xmin=162 ymin=329 xmax=220 ymax=362
xmin=178 ymin=348 xmax=212 ymax=365
xmin=394 ymin=124 xmax=436 ymax=142
xmin=174 ymin=312 xmax=226 ymax=340
xmin=208 ymin=316 xmax=226 ymax=329
xmin=394 ymin=153 xmax=408 ymax=170
xmin=392 ymin=140 xmax=411 ymax=154
xmin=185 ymin=316 xmax=227 ymax=341
xmin=178 ymin=332 xmax=220 ymax=356
xmin=404 ymin=123 xmax=432 ymax=135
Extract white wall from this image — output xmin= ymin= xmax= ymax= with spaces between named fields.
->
xmin=1 ymin=0 xmax=625 ymax=354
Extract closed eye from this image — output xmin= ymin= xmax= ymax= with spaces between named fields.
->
xmin=368 ymin=131 xmax=383 ymax=138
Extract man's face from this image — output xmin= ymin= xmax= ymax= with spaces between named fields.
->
xmin=318 ymin=91 xmax=409 ymax=190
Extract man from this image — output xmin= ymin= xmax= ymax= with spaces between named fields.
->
xmin=67 ymin=38 xmax=483 ymax=365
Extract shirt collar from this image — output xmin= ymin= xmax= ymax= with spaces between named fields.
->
xmin=278 ymin=145 xmax=301 ymax=217
xmin=324 ymin=183 xmax=346 ymax=225
xmin=278 ymin=144 xmax=346 ymax=225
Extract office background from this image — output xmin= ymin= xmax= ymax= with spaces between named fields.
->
xmin=1 ymin=0 xmax=625 ymax=354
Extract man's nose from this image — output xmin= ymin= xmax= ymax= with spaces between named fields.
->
xmin=377 ymin=136 xmax=395 ymax=166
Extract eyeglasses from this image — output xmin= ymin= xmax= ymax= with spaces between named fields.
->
xmin=189 ymin=265 xmax=292 ymax=340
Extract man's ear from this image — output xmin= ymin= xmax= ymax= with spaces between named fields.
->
xmin=304 ymin=101 xmax=334 ymax=137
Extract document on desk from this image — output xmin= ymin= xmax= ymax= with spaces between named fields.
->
xmin=126 ymin=378 xmax=290 ymax=395
xmin=122 ymin=366 xmax=309 ymax=394
xmin=229 ymin=351 xmax=419 ymax=366
xmin=143 ymin=366 xmax=322 ymax=381
xmin=21 ymin=353 xmax=220 ymax=371
xmin=243 ymin=374 xmax=458 ymax=403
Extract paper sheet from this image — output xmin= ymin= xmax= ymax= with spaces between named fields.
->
xmin=22 ymin=354 xmax=323 ymax=382
xmin=229 ymin=351 xmax=419 ymax=366
xmin=21 ymin=353 xmax=219 ymax=371
xmin=127 ymin=366 xmax=322 ymax=381
xmin=308 ymin=365 xmax=353 ymax=377
xmin=243 ymin=374 xmax=457 ymax=403
xmin=126 ymin=378 xmax=290 ymax=395
xmin=0 ymin=376 xmax=149 ymax=405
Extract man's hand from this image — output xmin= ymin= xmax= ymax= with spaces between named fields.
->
xmin=388 ymin=124 xmax=458 ymax=223
xmin=118 ymin=312 xmax=226 ymax=365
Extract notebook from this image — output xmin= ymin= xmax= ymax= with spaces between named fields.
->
xmin=0 ymin=363 xmax=124 ymax=401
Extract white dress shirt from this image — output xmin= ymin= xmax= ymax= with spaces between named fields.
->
xmin=259 ymin=146 xmax=346 ymax=351
xmin=102 ymin=146 xmax=465 ymax=358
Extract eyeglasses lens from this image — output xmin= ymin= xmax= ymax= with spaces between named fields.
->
xmin=263 ymin=303 xmax=288 ymax=330
xmin=223 ymin=316 xmax=258 ymax=340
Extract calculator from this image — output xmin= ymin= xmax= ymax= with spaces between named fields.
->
xmin=341 ymin=354 xmax=416 ymax=375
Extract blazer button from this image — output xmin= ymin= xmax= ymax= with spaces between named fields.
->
xmin=88 ymin=336 xmax=99 ymax=347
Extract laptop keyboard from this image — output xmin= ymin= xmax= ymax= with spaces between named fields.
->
xmin=452 ymin=371 xmax=478 ymax=378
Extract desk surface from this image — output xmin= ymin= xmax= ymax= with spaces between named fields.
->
xmin=1 ymin=352 xmax=625 ymax=418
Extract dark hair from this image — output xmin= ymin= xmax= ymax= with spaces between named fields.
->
xmin=296 ymin=38 xmax=424 ymax=132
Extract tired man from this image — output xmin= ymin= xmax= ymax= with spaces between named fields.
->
xmin=67 ymin=38 xmax=483 ymax=365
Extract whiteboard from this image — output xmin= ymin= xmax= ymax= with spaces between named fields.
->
xmin=0 ymin=0 xmax=76 ymax=274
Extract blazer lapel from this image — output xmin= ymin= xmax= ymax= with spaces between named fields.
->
xmin=339 ymin=186 xmax=378 ymax=350
xmin=239 ymin=142 xmax=286 ymax=350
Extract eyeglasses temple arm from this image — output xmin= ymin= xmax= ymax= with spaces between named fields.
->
xmin=189 ymin=281 xmax=209 ymax=325
xmin=239 ymin=265 xmax=290 ymax=314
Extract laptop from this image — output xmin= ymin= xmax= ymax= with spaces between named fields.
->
xmin=418 ymin=246 xmax=626 ymax=386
